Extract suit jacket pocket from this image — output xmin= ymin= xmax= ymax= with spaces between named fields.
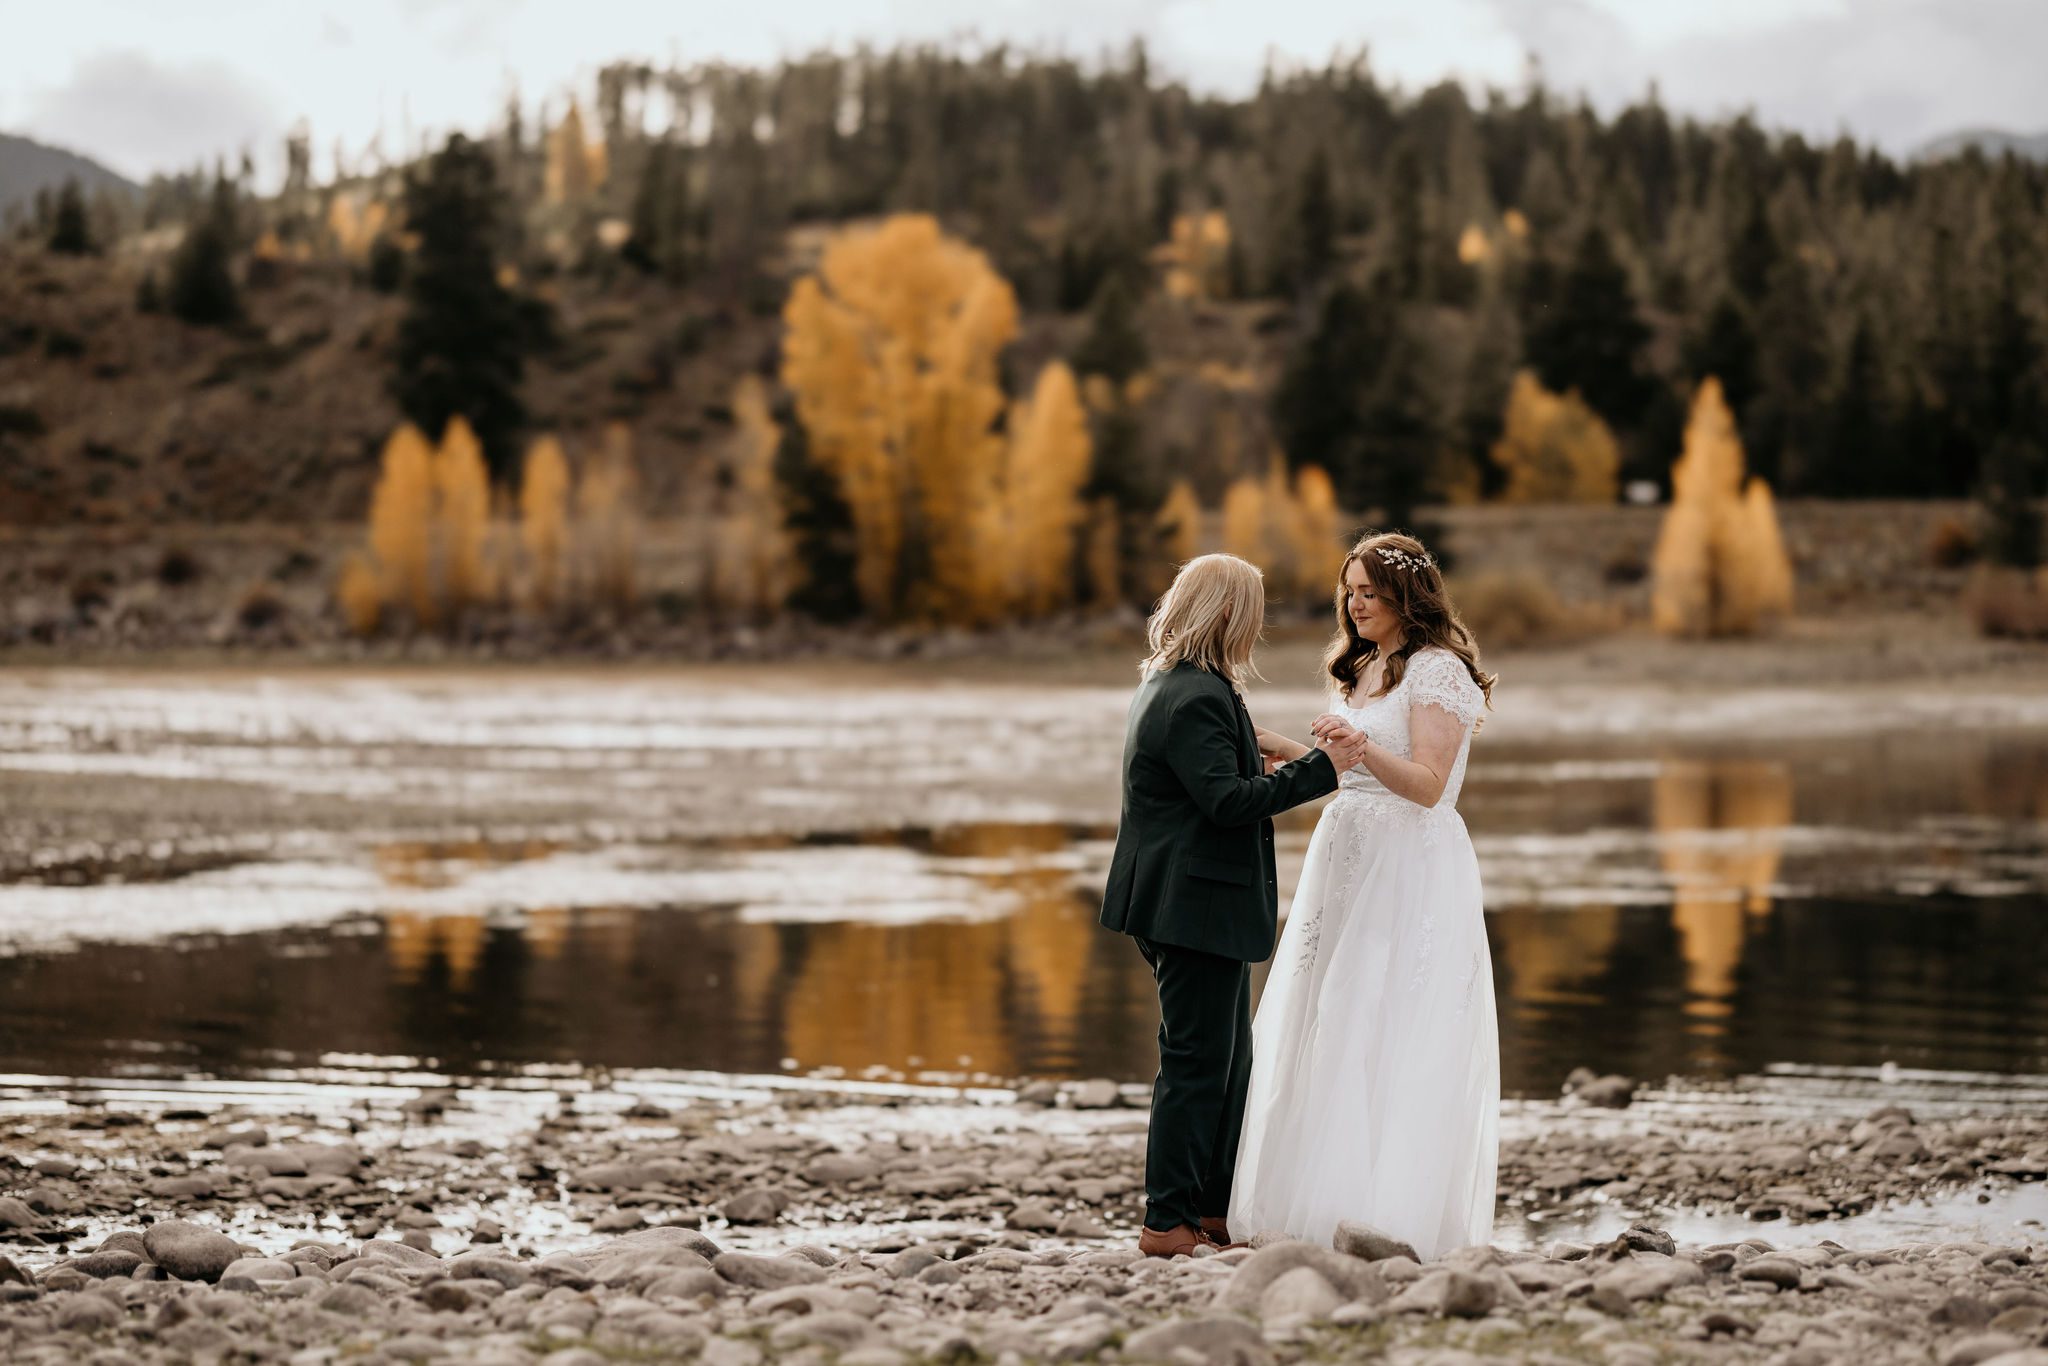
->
xmin=1186 ymin=857 xmax=1254 ymax=887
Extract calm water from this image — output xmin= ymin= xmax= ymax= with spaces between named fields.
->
xmin=2 ymin=670 xmax=2044 ymax=1099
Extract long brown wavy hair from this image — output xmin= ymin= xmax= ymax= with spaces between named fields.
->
xmin=1324 ymin=531 xmax=1496 ymax=709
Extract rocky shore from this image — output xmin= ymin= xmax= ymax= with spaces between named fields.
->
xmin=3 ymin=1078 xmax=2046 ymax=1365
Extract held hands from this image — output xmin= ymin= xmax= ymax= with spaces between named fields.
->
xmin=1255 ymin=726 xmax=1307 ymax=775
xmin=1309 ymin=713 xmax=1371 ymax=771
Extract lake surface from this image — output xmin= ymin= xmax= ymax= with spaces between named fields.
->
xmin=1 ymin=669 xmax=2045 ymax=1100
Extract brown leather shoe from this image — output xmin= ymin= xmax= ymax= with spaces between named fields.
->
xmin=1137 ymin=1224 xmax=1207 ymax=1259
xmin=1199 ymin=1216 xmax=1233 ymax=1247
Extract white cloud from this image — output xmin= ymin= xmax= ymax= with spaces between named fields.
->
xmin=21 ymin=50 xmax=282 ymax=182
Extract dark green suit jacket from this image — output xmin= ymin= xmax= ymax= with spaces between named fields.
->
xmin=1099 ymin=661 xmax=1340 ymax=962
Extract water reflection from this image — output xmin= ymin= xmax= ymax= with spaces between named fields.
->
xmin=4 ymin=736 xmax=2047 ymax=1096
xmin=1654 ymin=757 xmax=1793 ymax=1037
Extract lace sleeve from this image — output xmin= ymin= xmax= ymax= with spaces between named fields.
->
xmin=1405 ymin=649 xmax=1484 ymax=730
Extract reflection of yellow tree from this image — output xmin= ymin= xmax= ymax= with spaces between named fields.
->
xmin=383 ymin=912 xmax=488 ymax=991
xmin=1493 ymin=904 xmax=1622 ymax=1005
xmin=523 ymin=907 xmax=570 ymax=961
xmin=1653 ymin=758 xmax=1794 ymax=1022
xmin=751 ymin=824 xmax=1104 ymax=1077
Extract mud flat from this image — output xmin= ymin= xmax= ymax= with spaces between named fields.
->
xmin=3 ymin=1075 xmax=2047 ymax=1364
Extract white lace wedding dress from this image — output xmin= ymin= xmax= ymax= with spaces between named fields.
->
xmin=1229 ymin=646 xmax=1499 ymax=1260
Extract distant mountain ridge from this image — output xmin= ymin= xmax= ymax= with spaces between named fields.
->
xmin=1916 ymin=127 xmax=2048 ymax=162
xmin=0 ymin=132 xmax=138 ymax=221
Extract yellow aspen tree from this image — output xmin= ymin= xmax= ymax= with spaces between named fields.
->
xmin=714 ymin=375 xmax=793 ymax=616
xmin=1156 ymin=481 xmax=1202 ymax=568
xmin=519 ymin=436 xmax=571 ymax=611
xmin=1260 ymin=461 xmax=1302 ymax=600
xmin=1000 ymin=361 xmax=1093 ymax=618
xmin=781 ymin=214 xmax=1019 ymax=622
xmin=576 ymin=423 xmax=640 ymax=611
xmin=433 ymin=417 xmax=492 ymax=614
xmin=337 ymin=553 xmax=382 ymax=636
xmin=1291 ymin=465 xmax=1345 ymax=598
xmin=367 ymin=423 xmax=435 ymax=626
xmin=1221 ymin=475 xmax=1268 ymax=568
xmin=545 ymin=100 xmax=600 ymax=205
xmin=1651 ymin=378 xmax=1795 ymax=636
xmin=1491 ymin=369 xmax=1621 ymax=503
xmin=1160 ymin=211 xmax=1232 ymax=301
xmin=1084 ymin=497 xmax=1122 ymax=609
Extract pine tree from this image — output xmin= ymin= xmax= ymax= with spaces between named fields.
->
xmin=1071 ymin=271 xmax=1148 ymax=384
xmin=47 ymin=179 xmax=91 ymax=254
xmin=392 ymin=135 xmax=527 ymax=483
xmin=1525 ymin=222 xmax=1653 ymax=433
xmin=1272 ymin=282 xmax=1392 ymax=509
xmin=773 ymin=396 xmax=863 ymax=624
xmin=623 ymin=141 xmax=691 ymax=284
xmin=167 ymin=176 xmax=241 ymax=327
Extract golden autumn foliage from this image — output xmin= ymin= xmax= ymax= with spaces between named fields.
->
xmin=342 ymin=419 xmax=653 ymax=634
xmin=1457 ymin=224 xmax=1492 ymax=266
xmin=1216 ymin=463 xmax=1344 ymax=603
xmin=1159 ymin=211 xmax=1231 ymax=301
xmin=336 ymin=553 xmax=382 ymax=636
xmin=1651 ymin=379 xmax=1795 ymax=637
xmin=576 ymin=423 xmax=640 ymax=611
xmin=326 ymin=192 xmax=391 ymax=261
xmin=1156 ymin=480 xmax=1203 ymax=568
xmin=781 ymin=213 xmax=1020 ymax=622
xmin=433 ymin=417 xmax=493 ymax=607
xmin=991 ymin=361 xmax=1093 ymax=619
xmin=1288 ymin=464 xmax=1346 ymax=596
xmin=545 ymin=100 xmax=605 ymax=205
xmin=710 ymin=375 xmax=794 ymax=617
xmin=1491 ymin=369 xmax=1622 ymax=504
xmin=1220 ymin=474 xmax=1267 ymax=569
xmin=365 ymin=423 xmax=436 ymax=626
xmin=519 ymin=436 xmax=571 ymax=610
xmin=1084 ymin=498 xmax=1122 ymax=609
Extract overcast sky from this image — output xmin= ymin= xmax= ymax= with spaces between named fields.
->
xmin=4 ymin=0 xmax=2045 ymax=186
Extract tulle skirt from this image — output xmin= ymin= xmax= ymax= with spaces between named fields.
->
xmin=1228 ymin=786 xmax=1499 ymax=1260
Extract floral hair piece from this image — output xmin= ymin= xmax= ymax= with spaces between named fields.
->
xmin=1374 ymin=546 xmax=1434 ymax=572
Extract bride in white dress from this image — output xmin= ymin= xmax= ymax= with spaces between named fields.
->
xmin=1229 ymin=531 xmax=1499 ymax=1260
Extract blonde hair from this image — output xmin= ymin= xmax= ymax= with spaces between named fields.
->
xmin=1142 ymin=553 xmax=1266 ymax=687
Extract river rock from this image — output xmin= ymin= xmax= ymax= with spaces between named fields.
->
xmin=1216 ymin=1240 xmax=1387 ymax=1312
xmin=1736 ymin=1256 xmax=1804 ymax=1289
xmin=1124 ymin=1314 xmax=1273 ymax=1365
xmin=0 ymin=1196 xmax=43 ymax=1230
xmin=722 ymin=1187 xmax=791 ymax=1224
xmin=804 ymin=1153 xmax=880 ymax=1185
xmin=713 ymin=1251 xmax=828 ymax=1289
xmin=1334 ymin=1221 xmax=1419 ymax=1263
xmin=1943 ymin=1334 xmax=2030 ymax=1366
xmin=142 ymin=1219 xmax=245 ymax=1282
xmin=220 ymin=1256 xmax=297 ymax=1282
xmin=56 ymin=1294 xmax=122 ymax=1331
xmin=1005 ymin=1201 xmax=1060 ymax=1232
xmin=1259 ymin=1266 xmax=1344 ymax=1321
xmin=65 ymin=1249 xmax=146 ymax=1279
xmin=1067 ymin=1079 xmax=1122 ymax=1110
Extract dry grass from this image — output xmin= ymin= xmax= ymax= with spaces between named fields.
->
xmin=1448 ymin=570 xmax=1622 ymax=651
xmin=1967 ymin=565 xmax=2048 ymax=639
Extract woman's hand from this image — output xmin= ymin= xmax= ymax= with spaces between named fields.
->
xmin=1255 ymin=726 xmax=1309 ymax=768
xmin=1309 ymin=714 xmax=1370 ymax=770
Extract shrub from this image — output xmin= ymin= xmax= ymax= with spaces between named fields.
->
xmin=236 ymin=583 xmax=289 ymax=631
xmin=1966 ymin=566 xmax=2048 ymax=639
xmin=1927 ymin=516 xmax=1980 ymax=569
xmin=0 ymin=404 xmax=46 ymax=437
xmin=1450 ymin=570 xmax=1619 ymax=651
xmin=156 ymin=547 xmax=204 ymax=587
